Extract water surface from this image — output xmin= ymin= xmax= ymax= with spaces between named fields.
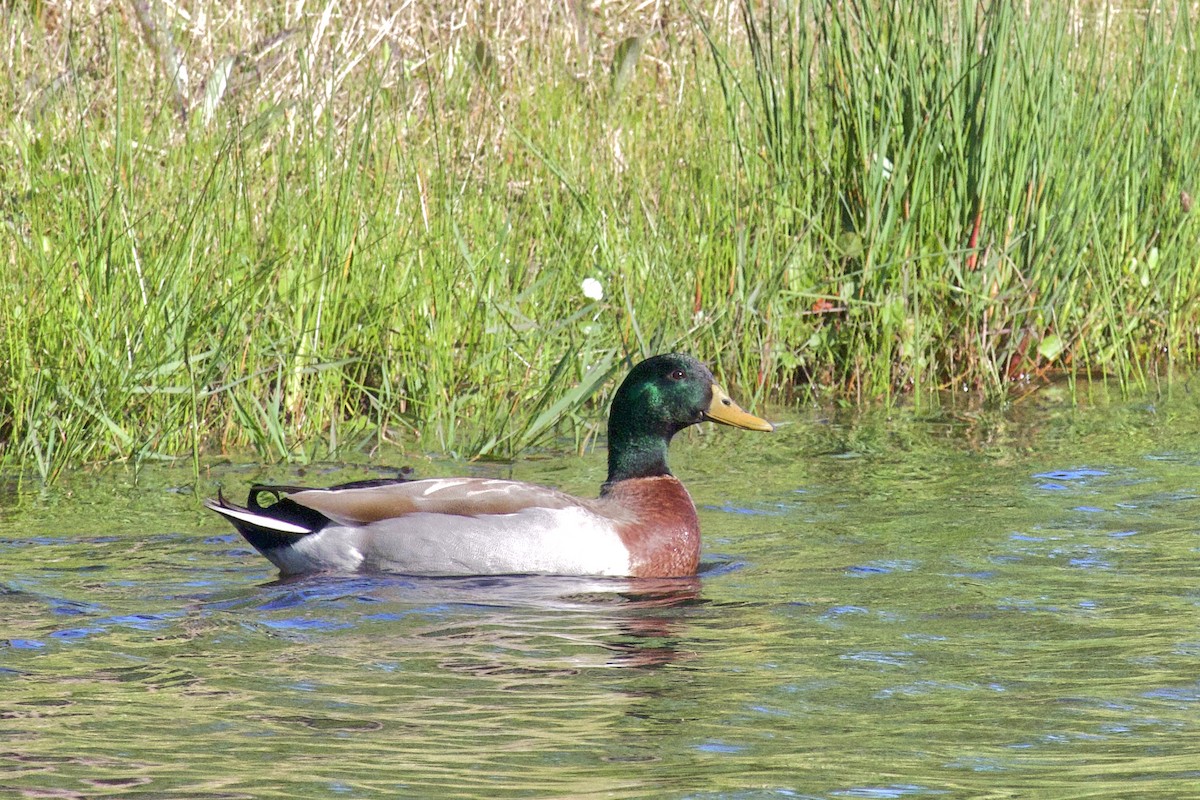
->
xmin=3 ymin=384 xmax=1200 ymax=798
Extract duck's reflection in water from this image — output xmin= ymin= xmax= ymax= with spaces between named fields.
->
xmin=241 ymin=572 xmax=707 ymax=671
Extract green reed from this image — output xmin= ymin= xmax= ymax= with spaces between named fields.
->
xmin=1 ymin=1 xmax=1197 ymax=480
xmin=710 ymin=0 xmax=1200 ymax=398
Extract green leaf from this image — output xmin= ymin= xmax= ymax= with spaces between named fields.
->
xmin=471 ymin=40 xmax=496 ymax=80
xmin=1038 ymin=333 xmax=1065 ymax=361
xmin=610 ymin=36 xmax=643 ymax=101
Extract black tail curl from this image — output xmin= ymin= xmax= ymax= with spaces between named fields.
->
xmin=210 ymin=468 xmax=417 ymax=555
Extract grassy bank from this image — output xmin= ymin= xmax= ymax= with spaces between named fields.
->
xmin=3 ymin=1 xmax=1198 ymax=480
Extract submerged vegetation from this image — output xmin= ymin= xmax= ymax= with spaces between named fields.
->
xmin=2 ymin=0 xmax=1199 ymax=479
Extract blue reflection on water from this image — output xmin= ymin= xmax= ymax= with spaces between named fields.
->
xmin=1033 ymin=469 xmax=1109 ymax=481
xmin=50 ymin=626 xmax=107 ymax=640
xmin=3 ymin=639 xmax=45 ymax=649
xmin=846 ymin=561 xmax=917 ymax=577
xmin=705 ymin=502 xmax=787 ymax=516
xmin=695 ymin=739 xmax=745 ymax=753
xmin=259 ymin=617 xmax=353 ymax=631
xmin=1142 ymin=683 xmax=1200 ymax=703
xmin=832 ymin=784 xmax=949 ymax=798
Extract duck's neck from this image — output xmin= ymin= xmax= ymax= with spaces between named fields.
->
xmin=604 ymin=429 xmax=672 ymax=492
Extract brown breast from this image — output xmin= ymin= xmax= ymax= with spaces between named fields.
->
xmin=599 ymin=476 xmax=701 ymax=578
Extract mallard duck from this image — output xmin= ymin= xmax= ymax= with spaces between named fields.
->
xmin=205 ymin=353 xmax=773 ymax=577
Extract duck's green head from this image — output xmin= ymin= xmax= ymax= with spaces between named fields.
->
xmin=605 ymin=353 xmax=773 ymax=485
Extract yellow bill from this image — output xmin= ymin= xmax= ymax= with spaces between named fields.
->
xmin=703 ymin=383 xmax=774 ymax=432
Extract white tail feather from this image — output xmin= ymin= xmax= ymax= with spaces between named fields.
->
xmin=204 ymin=500 xmax=312 ymax=534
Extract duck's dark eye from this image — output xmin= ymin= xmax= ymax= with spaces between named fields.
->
xmin=668 ymin=369 xmax=686 ymax=381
